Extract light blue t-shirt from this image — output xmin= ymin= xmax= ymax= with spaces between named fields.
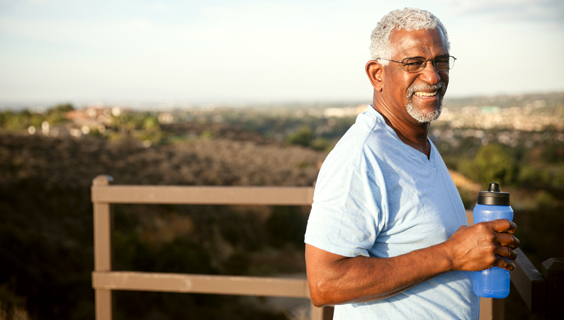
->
xmin=305 ymin=107 xmax=480 ymax=319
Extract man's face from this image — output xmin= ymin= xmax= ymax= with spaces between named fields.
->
xmin=380 ymin=28 xmax=449 ymax=124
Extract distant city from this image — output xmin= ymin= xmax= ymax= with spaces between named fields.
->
xmin=12 ymin=91 xmax=562 ymax=140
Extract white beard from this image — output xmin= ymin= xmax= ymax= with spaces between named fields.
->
xmin=405 ymin=82 xmax=446 ymax=123
xmin=406 ymin=101 xmax=442 ymax=123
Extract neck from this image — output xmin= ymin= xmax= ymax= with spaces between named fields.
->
xmin=372 ymin=93 xmax=431 ymax=158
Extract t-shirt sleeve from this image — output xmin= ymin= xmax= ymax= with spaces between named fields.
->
xmin=304 ymin=146 xmax=387 ymax=258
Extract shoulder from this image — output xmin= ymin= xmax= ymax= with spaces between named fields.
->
xmin=314 ymin=109 xmax=392 ymax=204
xmin=323 ymin=108 xmax=391 ymax=170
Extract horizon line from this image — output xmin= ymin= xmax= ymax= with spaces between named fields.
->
xmin=1 ymin=90 xmax=563 ymax=111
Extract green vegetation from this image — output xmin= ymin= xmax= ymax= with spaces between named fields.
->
xmin=286 ymin=126 xmax=314 ymax=147
xmin=458 ymin=144 xmax=518 ymax=188
xmin=1 ymin=92 xmax=563 ymax=320
xmin=0 ymin=103 xmax=74 ymax=132
xmin=0 ymin=128 xmax=321 ymax=320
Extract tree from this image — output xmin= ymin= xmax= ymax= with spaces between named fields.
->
xmin=47 ymin=103 xmax=74 ymax=124
xmin=286 ymin=126 xmax=313 ymax=147
xmin=474 ymin=144 xmax=518 ymax=188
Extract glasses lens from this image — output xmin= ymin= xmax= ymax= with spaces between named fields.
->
xmin=402 ymin=58 xmax=426 ymax=72
xmin=434 ymin=57 xmax=450 ymax=71
xmin=433 ymin=56 xmax=456 ymax=71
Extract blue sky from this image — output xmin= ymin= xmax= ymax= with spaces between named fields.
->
xmin=1 ymin=0 xmax=563 ymax=107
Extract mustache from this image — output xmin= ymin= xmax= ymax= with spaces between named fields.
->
xmin=407 ymin=82 xmax=447 ymax=98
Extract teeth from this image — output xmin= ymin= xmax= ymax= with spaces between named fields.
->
xmin=415 ymin=92 xmax=437 ymax=97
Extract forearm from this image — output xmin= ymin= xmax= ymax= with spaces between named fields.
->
xmin=306 ymin=242 xmax=452 ymax=306
xmin=306 ymin=220 xmax=520 ymax=307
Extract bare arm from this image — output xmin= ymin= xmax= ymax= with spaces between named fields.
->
xmin=306 ymin=219 xmax=519 ymax=307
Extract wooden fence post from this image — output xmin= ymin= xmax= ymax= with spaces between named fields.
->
xmin=92 ymin=175 xmax=113 ymax=320
xmin=310 ymin=304 xmax=334 ymax=320
xmin=542 ymin=258 xmax=564 ymax=320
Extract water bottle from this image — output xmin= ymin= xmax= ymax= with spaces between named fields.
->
xmin=472 ymin=182 xmax=514 ymax=299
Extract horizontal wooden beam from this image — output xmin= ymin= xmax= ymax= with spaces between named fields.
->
xmin=511 ymin=248 xmax=547 ymax=314
xmin=91 ymin=185 xmax=314 ymax=206
xmin=92 ymin=271 xmax=311 ymax=299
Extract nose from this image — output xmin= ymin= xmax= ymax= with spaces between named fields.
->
xmin=419 ymin=60 xmax=441 ymax=84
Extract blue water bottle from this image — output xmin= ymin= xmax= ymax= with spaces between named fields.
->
xmin=473 ymin=182 xmax=514 ymax=298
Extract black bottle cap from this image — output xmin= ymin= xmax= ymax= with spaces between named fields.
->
xmin=477 ymin=182 xmax=510 ymax=206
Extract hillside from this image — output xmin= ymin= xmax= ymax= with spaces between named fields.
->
xmin=1 ymin=102 xmax=563 ymax=320
xmin=0 ymin=129 xmax=324 ymax=320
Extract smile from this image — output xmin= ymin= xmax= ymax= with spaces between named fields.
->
xmin=414 ymin=91 xmax=437 ymax=97
xmin=407 ymin=82 xmax=446 ymax=99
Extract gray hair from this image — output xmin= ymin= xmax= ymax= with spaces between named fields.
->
xmin=369 ymin=8 xmax=450 ymax=65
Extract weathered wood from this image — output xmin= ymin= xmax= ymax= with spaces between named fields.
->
xmin=92 ymin=185 xmax=315 ymax=205
xmin=322 ymin=306 xmax=335 ymax=320
xmin=466 ymin=210 xmax=474 ymax=226
xmin=310 ymin=304 xmax=334 ymax=320
xmin=542 ymin=258 xmax=564 ymax=319
xmin=480 ymin=298 xmax=493 ymax=320
xmin=492 ymin=298 xmax=504 ymax=320
xmin=93 ymin=175 xmax=113 ymax=271
xmin=93 ymin=175 xmax=113 ymax=320
xmin=511 ymin=248 xmax=547 ymax=314
xmin=90 ymin=178 xmax=553 ymax=320
xmin=95 ymin=289 xmax=112 ymax=320
xmin=92 ymin=271 xmax=311 ymax=298
xmin=93 ymin=202 xmax=111 ymax=271
xmin=310 ymin=303 xmax=323 ymax=320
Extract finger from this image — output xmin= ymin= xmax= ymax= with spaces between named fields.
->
xmin=494 ymin=245 xmax=517 ymax=261
xmin=491 ymin=219 xmax=517 ymax=234
xmin=494 ymin=256 xmax=515 ymax=271
xmin=502 ymin=221 xmax=518 ymax=235
xmin=495 ymin=233 xmax=520 ymax=249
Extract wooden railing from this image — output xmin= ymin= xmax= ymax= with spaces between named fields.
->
xmin=91 ymin=175 xmax=563 ymax=320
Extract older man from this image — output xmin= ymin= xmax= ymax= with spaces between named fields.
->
xmin=304 ymin=8 xmax=519 ymax=319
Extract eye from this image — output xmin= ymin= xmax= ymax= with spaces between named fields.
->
xmin=402 ymin=58 xmax=426 ymax=72
xmin=403 ymin=58 xmax=425 ymax=66
xmin=434 ymin=57 xmax=451 ymax=70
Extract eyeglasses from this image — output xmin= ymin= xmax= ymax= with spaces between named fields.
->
xmin=377 ymin=55 xmax=456 ymax=73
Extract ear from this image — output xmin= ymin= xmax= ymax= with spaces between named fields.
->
xmin=365 ymin=60 xmax=384 ymax=92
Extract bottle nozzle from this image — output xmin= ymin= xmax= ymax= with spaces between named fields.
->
xmin=478 ymin=182 xmax=509 ymax=205
xmin=488 ymin=182 xmax=501 ymax=192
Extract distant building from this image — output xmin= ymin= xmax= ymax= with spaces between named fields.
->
xmin=158 ymin=112 xmax=174 ymax=124
xmin=63 ymin=107 xmax=115 ymax=137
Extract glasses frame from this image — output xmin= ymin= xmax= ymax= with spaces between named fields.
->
xmin=377 ymin=55 xmax=457 ymax=73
